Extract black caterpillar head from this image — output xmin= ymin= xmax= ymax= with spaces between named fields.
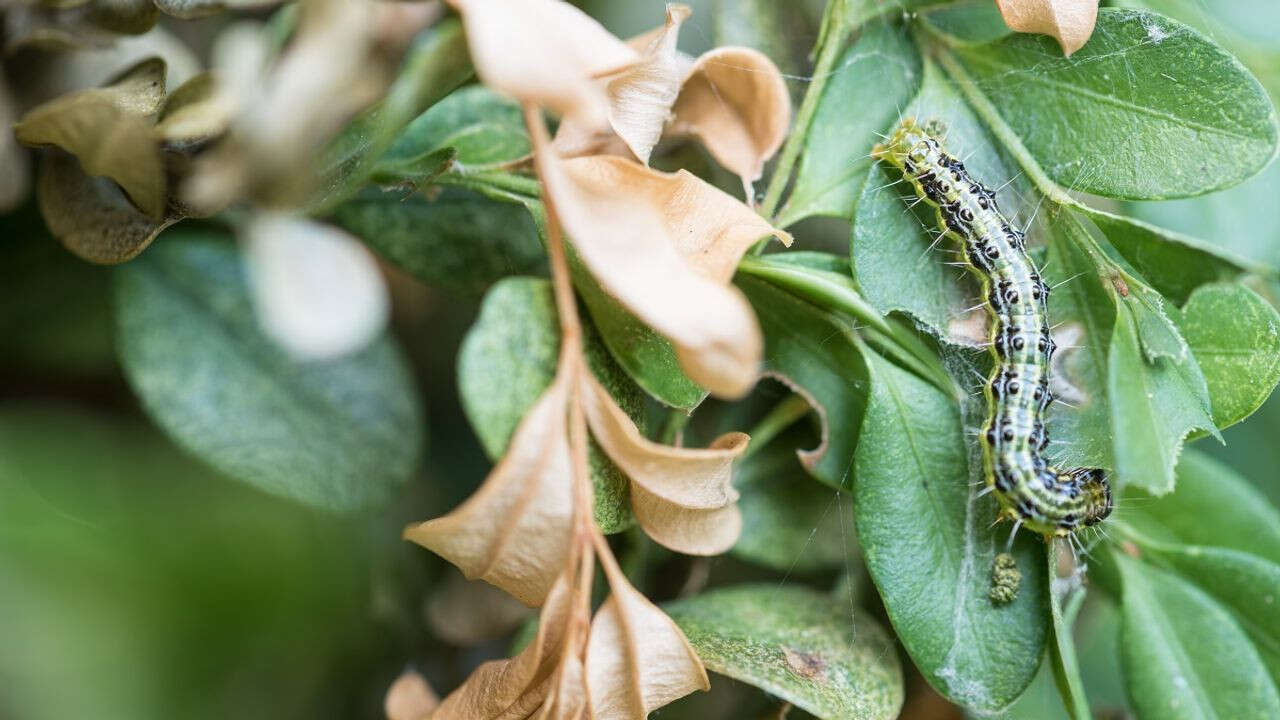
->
xmin=1067 ymin=467 xmax=1113 ymax=527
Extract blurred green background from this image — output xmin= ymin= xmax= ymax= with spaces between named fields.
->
xmin=2 ymin=1 xmax=1278 ymax=719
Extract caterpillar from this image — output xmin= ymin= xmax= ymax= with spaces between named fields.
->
xmin=873 ymin=118 xmax=1112 ymax=538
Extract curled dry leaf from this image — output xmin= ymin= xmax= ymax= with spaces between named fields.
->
xmin=429 ymin=563 xmax=583 ymax=718
xmin=669 ymin=46 xmax=791 ymax=191
xmin=579 ymin=371 xmax=746 ymax=555
xmin=445 ymin=0 xmax=639 ymax=131
xmin=153 ymin=0 xmax=280 ymax=20
xmin=536 ymin=152 xmax=789 ymax=398
xmin=995 ymin=0 xmax=1099 ymax=56
xmin=243 ymin=212 xmax=390 ymax=361
xmin=15 ymin=57 xmax=168 ymax=219
xmin=586 ymin=560 xmax=710 ymax=719
xmin=554 ymin=3 xmax=690 ymax=163
xmin=37 ymin=151 xmax=178 ymax=263
xmin=405 ymin=374 xmax=574 ymax=607
xmin=156 ymin=73 xmax=232 ymax=150
xmin=385 ymin=671 xmax=439 ymax=720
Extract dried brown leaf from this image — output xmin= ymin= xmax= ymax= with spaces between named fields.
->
xmin=386 ymin=671 xmax=439 ymax=720
xmin=15 ymin=58 xmax=167 ymax=218
xmin=669 ymin=47 xmax=790 ymax=191
xmin=430 ymin=565 xmax=580 ymax=718
xmin=444 ymin=0 xmax=640 ymax=130
xmin=36 ymin=151 xmax=177 ymax=263
xmin=585 ymin=564 xmax=709 ymax=718
xmin=404 ymin=374 xmax=574 ymax=606
xmin=605 ymin=3 xmax=690 ymax=163
xmin=579 ymin=371 xmax=746 ymax=554
xmin=995 ymin=0 xmax=1099 ymax=56
xmin=536 ymin=152 xmax=788 ymax=398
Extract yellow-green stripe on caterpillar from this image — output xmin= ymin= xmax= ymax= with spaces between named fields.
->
xmin=873 ymin=118 xmax=1112 ymax=538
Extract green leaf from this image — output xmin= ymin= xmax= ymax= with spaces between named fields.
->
xmin=778 ymin=19 xmax=922 ymax=226
xmin=1042 ymin=210 xmax=1116 ymax=472
xmin=1179 ymin=283 xmax=1280 ymax=429
xmin=853 ymin=346 xmax=1047 ymax=712
xmin=331 ymin=187 xmax=545 ymax=296
xmin=1084 ymin=206 xmax=1262 ymax=306
xmin=737 ymin=275 xmax=868 ymax=490
xmin=114 ymin=232 xmax=424 ymax=512
xmin=935 ymin=7 xmax=1280 ymax=199
xmin=1130 ymin=449 xmax=1280 ymax=571
xmin=457 ymin=277 xmax=639 ymax=532
xmin=664 ymin=584 xmax=903 ymax=720
xmin=733 ymin=425 xmax=851 ymax=573
xmin=851 ymin=58 xmax=1031 ymax=336
xmin=306 ymin=19 xmax=472 ymax=212
xmin=1047 ymin=545 xmax=1091 ymax=720
xmin=1116 ymin=552 xmax=1280 ymax=719
xmin=1108 ymin=301 xmax=1217 ymax=494
xmin=571 ymin=246 xmax=707 ymax=411
xmin=381 ymin=85 xmax=529 ymax=170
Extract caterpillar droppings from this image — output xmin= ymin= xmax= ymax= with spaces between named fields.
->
xmin=873 ymin=118 xmax=1112 ymax=538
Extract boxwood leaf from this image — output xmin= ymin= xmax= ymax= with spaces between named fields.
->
xmin=1178 ymin=283 xmax=1280 ymax=429
xmin=664 ymin=584 xmax=903 ymax=720
xmin=778 ymin=19 xmax=922 ymax=226
xmin=732 ymin=425 xmax=852 ymax=573
xmin=936 ymin=7 xmax=1279 ymax=200
xmin=1116 ymin=552 xmax=1280 ymax=719
xmin=331 ymin=187 xmax=545 ymax=296
xmin=737 ymin=275 xmax=868 ymax=489
xmin=114 ymin=232 xmax=423 ymax=512
xmin=381 ymin=85 xmax=529 ymax=170
xmin=456 ymin=276 xmax=639 ymax=532
xmin=1108 ymin=301 xmax=1217 ymax=494
xmin=853 ymin=345 xmax=1047 ymax=712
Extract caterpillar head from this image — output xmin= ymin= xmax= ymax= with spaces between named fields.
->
xmin=1069 ymin=467 xmax=1113 ymax=528
xmin=873 ymin=116 xmax=933 ymax=169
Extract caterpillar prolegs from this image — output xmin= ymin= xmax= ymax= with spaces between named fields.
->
xmin=873 ymin=118 xmax=1112 ymax=538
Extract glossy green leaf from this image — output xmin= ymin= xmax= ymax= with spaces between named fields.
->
xmin=114 ymin=232 xmax=423 ymax=512
xmin=1116 ymin=552 xmax=1280 ymax=719
xmin=331 ymin=187 xmax=545 ymax=296
xmin=381 ymin=85 xmax=528 ymax=170
xmin=1084 ymin=205 xmax=1261 ymax=306
xmin=778 ymin=19 xmax=921 ymax=226
xmin=936 ymin=7 xmax=1280 ymax=200
xmin=306 ymin=19 xmax=472 ymax=212
xmin=732 ymin=426 xmax=851 ymax=573
xmin=851 ymin=58 xmax=1032 ymax=336
xmin=664 ymin=584 xmax=903 ymax=720
xmin=1179 ymin=283 xmax=1280 ymax=429
xmin=1108 ymin=301 xmax=1217 ymax=494
xmin=1042 ymin=209 xmax=1116 ymax=473
xmin=571 ymin=246 xmax=707 ymax=411
xmin=1129 ymin=449 xmax=1280 ymax=571
xmin=1047 ymin=544 xmax=1091 ymax=720
xmin=853 ymin=346 xmax=1047 ymax=712
xmin=737 ymin=275 xmax=868 ymax=489
xmin=457 ymin=277 xmax=640 ymax=532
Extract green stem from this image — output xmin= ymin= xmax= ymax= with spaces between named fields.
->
xmin=737 ymin=256 xmax=957 ymax=397
xmin=744 ymin=394 xmax=813 ymax=459
xmin=659 ymin=408 xmax=692 ymax=445
xmin=755 ymin=0 xmax=851 ymax=230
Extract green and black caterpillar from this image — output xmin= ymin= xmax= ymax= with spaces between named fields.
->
xmin=873 ymin=118 xmax=1112 ymax=538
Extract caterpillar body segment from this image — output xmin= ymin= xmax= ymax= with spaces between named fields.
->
xmin=873 ymin=118 xmax=1112 ymax=537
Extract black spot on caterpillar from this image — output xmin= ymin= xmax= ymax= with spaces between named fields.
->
xmin=873 ymin=118 xmax=1112 ymax=537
